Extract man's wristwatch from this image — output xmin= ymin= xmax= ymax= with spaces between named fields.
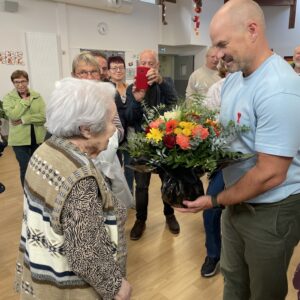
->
xmin=211 ymin=194 xmax=224 ymax=208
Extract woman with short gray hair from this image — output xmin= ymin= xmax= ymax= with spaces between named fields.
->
xmin=15 ymin=77 xmax=131 ymax=300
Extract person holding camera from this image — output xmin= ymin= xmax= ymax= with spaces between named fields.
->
xmin=3 ymin=70 xmax=46 ymax=187
xmin=125 ymin=49 xmax=179 ymax=240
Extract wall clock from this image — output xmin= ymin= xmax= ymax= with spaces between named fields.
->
xmin=97 ymin=22 xmax=109 ymax=35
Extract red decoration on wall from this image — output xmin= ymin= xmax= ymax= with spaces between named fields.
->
xmin=192 ymin=0 xmax=202 ymax=35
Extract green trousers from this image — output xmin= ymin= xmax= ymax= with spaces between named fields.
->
xmin=221 ymin=193 xmax=300 ymax=300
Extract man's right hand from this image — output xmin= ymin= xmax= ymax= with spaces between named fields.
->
xmin=114 ymin=278 xmax=132 ymax=300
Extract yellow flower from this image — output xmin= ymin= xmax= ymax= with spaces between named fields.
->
xmin=174 ymin=127 xmax=182 ymax=135
xmin=179 ymin=121 xmax=195 ymax=130
xmin=182 ymin=128 xmax=192 ymax=136
xmin=146 ymin=128 xmax=163 ymax=142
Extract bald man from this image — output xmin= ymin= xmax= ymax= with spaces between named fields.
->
xmin=185 ymin=47 xmax=220 ymax=98
xmin=292 ymin=45 xmax=300 ymax=75
xmin=177 ymin=1 xmax=300 ymax=299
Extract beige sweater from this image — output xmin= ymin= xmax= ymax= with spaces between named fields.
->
xmin=14 ymin=136 xmax=127 ymax=300
xmin=186 ymin=65 xmax=220 ymax=98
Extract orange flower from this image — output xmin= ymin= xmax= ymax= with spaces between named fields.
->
xmin=165 ymin=119 xmax=178 ymax=134
xmin=192 ymin=125 xmax=209 ymax=140
xmin=149 ymin=118 xmax=164 ymax=129
xmin=205 ymin=119 xmax=217 ymax=127
xmin=200 ymin=127 xmax=209 ymax=140
xmin=176 ymin=134 xmax=190 ymax=150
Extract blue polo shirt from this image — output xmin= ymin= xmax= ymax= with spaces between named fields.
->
xmin=220 ymin=54 xmax=300 ymax=203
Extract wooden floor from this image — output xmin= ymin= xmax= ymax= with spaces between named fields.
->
xmin=0 ymin=146 xmax=299 ymax=300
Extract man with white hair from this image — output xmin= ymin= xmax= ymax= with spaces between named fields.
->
xmin=126 ymin=49 xmax=180 ymax=240
xmin=292 ymin=45 xmax=300 ymax=75
xmin=177 ymin=1 xmax=300 ymax=299
xmin=185 ymin=47 xmax=220 ymax=98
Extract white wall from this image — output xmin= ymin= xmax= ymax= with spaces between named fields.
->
xmin=66 ymin=1 xmax=159 ymax=66
xmin=0 ymin=0 xmax=160 ymax=100
xmin=159 ymin=0 xmax=224 ymax=47
xmin=263 ymin=4 xmax=300 ymax=56
xmin=159 ymin=0 xmax=193 ymax=46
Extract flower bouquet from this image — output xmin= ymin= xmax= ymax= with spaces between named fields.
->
xmin=124 ymin=97 xmax=251 ymax=207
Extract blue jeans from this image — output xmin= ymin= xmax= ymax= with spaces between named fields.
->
xmin=135 ymin=171 xmax=174 ymax=221
xmin=203 ymin=170 xmax=224 ymax=259
xmin=13 ymin=144 xmax=39 ymax=187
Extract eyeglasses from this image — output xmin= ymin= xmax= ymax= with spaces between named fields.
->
xmin=13 ymin=80 xmax=28 ymax=85
xmin=75 ymin=70 xmax=100 ymax=78
xmin=110 ymin=67 xmax=125 ymax=72
xmin=140 ymin=61 xmax=156 ymax=68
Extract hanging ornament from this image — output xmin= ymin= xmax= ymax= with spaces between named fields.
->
xmin=192 ymin=0 xmax=202 ymax=35
xmin=161 ymin=0 xmax=168 ymax=25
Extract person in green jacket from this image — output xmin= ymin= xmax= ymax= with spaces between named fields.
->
xmin=3 ymin=70 xmax=46 ymax=187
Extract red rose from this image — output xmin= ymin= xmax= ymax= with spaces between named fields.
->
xmin=145 ymin=126 xmax=151 ymax=134
xmin=163 ymin=134 xmax=176 ymax=149
xmin=165 ymin=120 xmax=178 ymax=134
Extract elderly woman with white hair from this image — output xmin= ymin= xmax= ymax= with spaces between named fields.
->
xmin=14 ymin=78 xmax=131 ymax=300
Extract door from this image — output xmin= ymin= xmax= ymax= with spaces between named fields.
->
xmin=174 ymin=55 xmax=194 ymax=99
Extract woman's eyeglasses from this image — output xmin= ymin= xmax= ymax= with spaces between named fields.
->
xmin=110 ymin=67 xmax=125 ymax=72
xmin=75 ymin=70 xmax=100 ymax=78
xmin=13 ymin=80 xmax=28 ymax=85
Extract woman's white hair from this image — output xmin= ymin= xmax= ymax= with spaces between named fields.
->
xmin=46 ymin=77 xmax=116 ymax=137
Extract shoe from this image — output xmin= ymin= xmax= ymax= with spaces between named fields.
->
xmin=0 ymin=182 xmax=5 ymax=193
xmin=130 ymin=220 xmax=146 ymax=240
xmin=201 ymin=256 xmax=220 ymax=277
xmin=166 ymin=214 xmax=180 ymax=234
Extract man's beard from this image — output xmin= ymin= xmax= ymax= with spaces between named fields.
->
xmin=223 ymin=55 xmax=241 ymax=73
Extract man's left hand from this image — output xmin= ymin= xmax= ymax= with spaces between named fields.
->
xmin=146 ymin=68 xmax=163 ymax=86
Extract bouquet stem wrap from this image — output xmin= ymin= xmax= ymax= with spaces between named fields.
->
xmin=160 ymin=166 xmax=204 ymax=208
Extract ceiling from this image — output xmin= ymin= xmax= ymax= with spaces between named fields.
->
xmin=224 ymin=0 xmax=297 ymax=28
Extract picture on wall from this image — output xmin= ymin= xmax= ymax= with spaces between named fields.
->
xmin=15 ymin=51 xmax=25 ymax=65
xmin=0 ymin=50 xmax=25 ymax=65
xmin=0 ymin=52 xmax=5 ymax=64
xmin=5 ymin=51 xmax=15 ymax=65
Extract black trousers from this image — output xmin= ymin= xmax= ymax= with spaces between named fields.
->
xmin=134 ymin=171 xmax=174 ymax=221
xmin=13 ymin=144 xmax=39 ymax=187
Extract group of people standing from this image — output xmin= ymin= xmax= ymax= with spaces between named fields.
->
xmin=2 ymin=44 xmax=181 ymax=299
xmin=1 ymin=0 xmax=300 ymax=299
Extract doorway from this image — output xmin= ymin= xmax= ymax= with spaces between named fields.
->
xmin=159 ymin=54 xmax=194 ymax=99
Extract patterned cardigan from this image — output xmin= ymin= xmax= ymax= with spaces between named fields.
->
xmin=15 ymin=136 xmax=127 ymax=300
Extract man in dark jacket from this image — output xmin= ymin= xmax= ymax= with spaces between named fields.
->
xmin=126 ymin=49 xmax=179 ymax=240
